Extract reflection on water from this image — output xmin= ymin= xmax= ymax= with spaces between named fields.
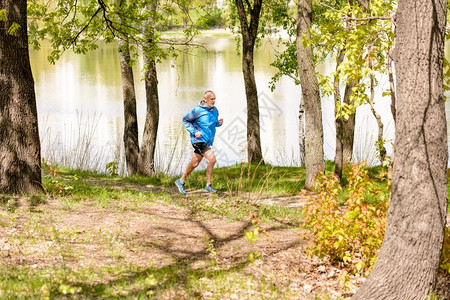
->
xmin=29 ymin=32 xmax=450 ymax=175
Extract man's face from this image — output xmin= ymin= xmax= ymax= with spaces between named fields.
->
xmin=205 ymin=92 xmax=216 ymax=107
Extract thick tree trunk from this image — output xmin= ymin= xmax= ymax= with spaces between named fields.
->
xmin=0 ymin=0 xmax=42 ymax=194
xmin=117 ymin=39 xmax=139 ymax=176
xmin=234 ymin=0 xmax=263 ymax=164
xmin=296 ymin=0 xmax=324 ymax=189
xmin=353 ymin=0 xmax=448 ymax=298
xmin=138 ymin=54 xmax=159 ymax=176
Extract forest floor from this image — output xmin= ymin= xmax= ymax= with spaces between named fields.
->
xmin=0 ymin=169 xmax=449 ymax=299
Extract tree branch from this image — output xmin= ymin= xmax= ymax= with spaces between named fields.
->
xmin=345 ymin=15 xmax=393 ymax=22
xmin=71 ymin=7 xmax=101 ymax=45
xmin=244 ymin=0 xmax=251 ymax=10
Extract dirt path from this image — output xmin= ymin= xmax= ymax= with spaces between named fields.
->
xmin=1 ymin=179 xmax=448 ymax=298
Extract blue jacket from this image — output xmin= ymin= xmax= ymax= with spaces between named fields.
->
xmin=182 ymin=101 xmax=222 ymax=146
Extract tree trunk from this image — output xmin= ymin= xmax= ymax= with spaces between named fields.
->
xmin=341 ymin=81 xmax=356 ymax=165
xmin=242 ymin=43 xmax=263 ymax=163
xmin=0 ymin=0 xmax=42 ymax=194
xmin=116 ymin=1 xmax=139 ymax=176
xmin=299 ymin=99 xmax=305 ymax=167
xmin=138 ymin=53 xmax=159 ymax=176
xmin=353 ymin=0 xmax=448 ymax=298
xmin=335 ymin=82 xmax=356 ymax=178
xmin=234 ymin=0 xmax=263 ymax=164
xmin=296 ymin=0 xmax=324 ymax=189
xmin=334 ymin=49 xmax=345 ymax=178
xmin=368 ymin=69 xmax=386 ymax=163
xmin=387 ymin=51 xmax=397 ymax=123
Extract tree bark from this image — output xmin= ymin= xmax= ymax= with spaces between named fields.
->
xmin=138 ymin=51 xmax=159 ymax=176
xmin=353 ymin=0 xmax=448 ymax=298
xmin=235 ymin=0 xmax=263 ymax=164
xmin=296 ymin=0 xmax=325 ymax=189
xmin=299 ymin=99 xmax=305 ymax=167
xmin=0 ymin=0 xmax=42 ymax=194
xmin=335 ymin=83 xmax=356 ymax=178
xmin=118 ymin=39 xmax=140 ymax=176
xmin=387 ymin=51 xmax=397 ymax=123
xmin=334 ymin=49 xmax=345 ymax=178
xmin=368 ymin=69 xmax=386 ymax=163
xmin=116 ymin=1 xmax=140 ymax=176
xmin=341 ymin=81 xmax=356 ymax=165
xmin=116 ymin=0 xmax=139 ymax=176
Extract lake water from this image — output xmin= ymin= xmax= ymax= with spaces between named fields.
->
xmin=29 ymin=30 xmax=450 ymax=175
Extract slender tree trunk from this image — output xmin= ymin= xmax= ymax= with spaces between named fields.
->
xmin=115 ymin=1 xmax=139 ymax=176
xmin=387 ymin=51 xmax=397 ymax=123
xmin=341 ymin=81 xmax=356 ymax=165
xmin=336 ymin=0 xmax=357 ymax=177
xmin=334 ymin=49 xmax=345 ymax=178
xmin=296 ymin=0 xmax=324 ymax=189
xmin=335 ymin=82 xmax=356 ymax=178
xmin=299 ymin=99 xmax=305 ymax=167
xmin=368 ymin=68 xmax=386 ymax=163
xmin=138 ymin=51 xmax=159 ymax=176
xmin=0 ymin=0 xmax=42 ymax=194
xmin=118 ymin=39 xmax=140 ymax=176
xmin=234 ymin=0 xmax=263 ymax=164
xmin=242 ymin=43 xmax=263 ymax=163
xmin=353 ymin=0 xmax=448 ymax=298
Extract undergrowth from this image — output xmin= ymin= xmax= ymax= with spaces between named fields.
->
xmin=302 ymin=163 xmax=389 ymax=276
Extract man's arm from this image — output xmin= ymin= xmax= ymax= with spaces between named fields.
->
xmin=182 ymin=108 xmax=200 ymax=135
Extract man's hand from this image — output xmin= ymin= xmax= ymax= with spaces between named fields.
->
xmin=195 ymin=131 xmax=202 ymax=138
xmin=218 ymin=118 xmax=223 ymax=125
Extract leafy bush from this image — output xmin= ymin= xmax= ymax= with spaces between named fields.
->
xmin=302 ymin=163 xmax=389 ymax=275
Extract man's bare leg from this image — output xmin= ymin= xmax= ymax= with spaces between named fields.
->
xmin=203 ymin=150 xmax=217 ymax=186
xmin=180 ymin=153 xmax=203 ymax=183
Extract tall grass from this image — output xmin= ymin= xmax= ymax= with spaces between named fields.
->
xmin=40 ymin=113 xmax=121 ymax=173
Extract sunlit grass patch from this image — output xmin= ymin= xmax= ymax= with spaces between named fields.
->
xmin=186 ymin=163 xmax=306 ymax=196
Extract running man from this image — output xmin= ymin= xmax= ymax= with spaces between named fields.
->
xmin=175 ymin=90 xmax=223 ymax=195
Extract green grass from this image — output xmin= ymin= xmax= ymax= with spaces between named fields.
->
xmin=1 ymin=163 xmax=448 ymax=299
xmin=0 ymin=164 xmax=308 ymax=299
xmin=186 ymin=163 xmax=307 ymax=196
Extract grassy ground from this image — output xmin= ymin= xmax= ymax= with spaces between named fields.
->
xmin=0 ymin=163 xmax=448 ymax=299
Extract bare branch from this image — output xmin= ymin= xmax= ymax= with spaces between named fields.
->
xmin=71 ymin=7 xmax=101 ymax=45
xmin=345 ymin=15 xmax=393 ymax=22
xmin=319 ymin=1 xmax=339 ymax=12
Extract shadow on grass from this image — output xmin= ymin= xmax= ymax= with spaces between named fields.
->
xmin=48 ymin=203 xmax=304 ymax=298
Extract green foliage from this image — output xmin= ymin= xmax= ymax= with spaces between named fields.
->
xmin=105 ymin=161 xmax=118 ymax=176
xmin=0 ymin=9 xmax=7 ymax=21
xmin=196 ymin=8 xmax=226 ymax=28
xmin=7 ymin=22 xmax=20 ymax=35
xmin=269 ymin=0 xmax=395 ymax=122
xmin=302 ymin=163 xmax=390 ymax=275
xmin=187 ymin=163 xmax=307 ymax=196
xmin=440 ymin=227 xmax=450 ymax=274
xmin=44 ymin=166 xmax=76 ymax=197
xmin=27 ymin=0 xmax=204 ymax=65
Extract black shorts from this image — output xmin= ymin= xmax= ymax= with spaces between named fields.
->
xmin=192 ymin=142 xmax=211 ymax=156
